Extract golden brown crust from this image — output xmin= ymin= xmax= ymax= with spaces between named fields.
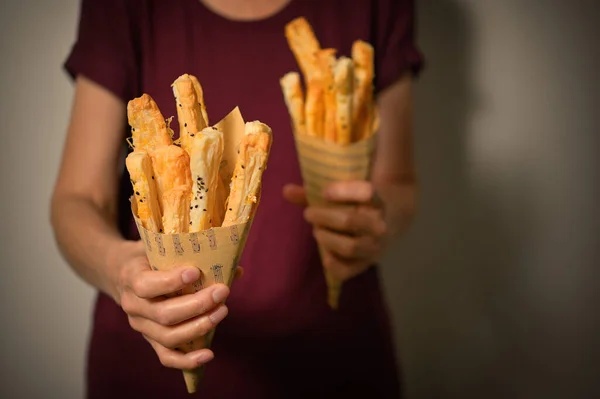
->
xmin=188 ymin=127 xmax=224 ymax=232
xmin=318 ymin=49 xmax=338 ymax=143
xmin=284 ymin=17 xmax=321 ymax=80
xmin=351 ymin=40 xmax=375 ymax=141
xmin=125 ymin=151 xmax=163 ymax=232
xmin=127 ymin=94 xmax=173 ymax=150
xmin=150 ymin=145 xmax=193 ymax=217
xmin=333 ymin=57 xmax=354 ymax=145
xmin=222 ymin=122 xmax=272 ymax=227
xmin=172 ymin=74 xmax=207 ymax=153
xmin=189 ymin=75 xmax=209 ymax=127
xmin=280 ymin=72 xmax=306 ymax=135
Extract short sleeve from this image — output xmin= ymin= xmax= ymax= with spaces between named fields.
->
xmin=63 ymin=0 xmax=140 ymax=102
xmin=373 ymin=0 xmax=424 ymax=93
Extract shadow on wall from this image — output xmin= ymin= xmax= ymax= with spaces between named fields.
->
xmin=380 ymin=1 xmax=539 ymax=398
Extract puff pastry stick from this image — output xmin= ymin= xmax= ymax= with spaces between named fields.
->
xmin=284 ymin=17 xmax=321 ymax=81
xmin=189 ymin=75 xmax=209 ymax=128
xmin=351 ymin=40 xmax=375 ymax=141
xmin=280 ymin=72 xmax=306 ymax=135
xmin=125 ymin=151 xmax=163 ymax=232
xmin=333 ymin=57 xmax=354 ymax=145
xmin=127 ymin=94 xmax=172 ymax=151
xmin=318 ymin=49 xmax=338 ymax=143
xmin=162 ymin=185 xmax=192 ymax=234
xmin=150 ymin=144 xmax=193 ymax=215
xmin=172 ymin=74 xmax=208 ymax=153
xmin=222 ymin=122 xmax=272 ymax=227
xmin=188 ymin=127 xmax=224 ymax=232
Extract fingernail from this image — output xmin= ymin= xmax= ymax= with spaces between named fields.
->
xmin=191 ymin=350 xmax=213 ymax=365
xmin=182 ymin=268 xmax=200 ymax=284
xmin=211 ymin=285 xmax=229 ymax=303
xmin=209 ymin=305 xmax=228 ymax=324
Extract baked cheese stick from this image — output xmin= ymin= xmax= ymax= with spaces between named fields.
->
xmin=189 ymin=75 xmax=210 ymax=128
xmin=150 ymin=145 xmax=193 ymax=215
xmin=162 ymin=186 xmax=192 ymax=234
xmin=125 ymin=151 xmax=163 ymax=232
xmin=284 ymin=17 xmax=321 ymax=81
xmin=172 ymin=74 xmax=208 ymax=153
xmin=279 ymin=72 xmax=306 ymax=135
xmin=351 ymin=40 xmax=375 ymax=141
xmin=127 ymin=94 xmax=172 ymax=150
xmin=188 ymin=127 xmax=224 ymax=232
xmin=222 ymin=122 xmax=272 ymax=227
xmin=318 ymin=49 xmax=338 ymax=143
xmin=333 ymin=57 xmax=354 ymax=145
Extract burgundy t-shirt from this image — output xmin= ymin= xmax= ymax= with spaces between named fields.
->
xmin=64 ymin=1 xmax=423 ymax=398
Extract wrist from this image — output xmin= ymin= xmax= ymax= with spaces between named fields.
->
xmin=102 ymin=238 xmax=134 ymax=304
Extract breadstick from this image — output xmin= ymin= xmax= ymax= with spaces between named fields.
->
xmin=318 ymin=49 xmax=337 ymax=142
xmin=162 ymin=186 xmax=192 ymax=234
xmin=222 ymin=122 xmax=272 ymax=227
xmin=127 ymin=94 xmax=172 ymax=150
xmin=284 ymin=17 xmax=321 ymax=81
xmin=189 ymin=75 xmax=209 ymax=128
xmin=125 ymin=151 xmax=163 ymax=232
xmin=333 ymin=57 xmax=354 ymax=145
xmin=172 ymin=74 xmax=207 ymax=153
xmin=150 ymin=145 xmax=193 ymax=215
xmin=279 ymin=72 xmax=306 ymax=135
xmin=351 ymin=40 xmax=375 ymax=141
xmin=188 ymin=127 xmax=224 ymax=232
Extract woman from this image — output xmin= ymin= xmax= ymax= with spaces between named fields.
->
xmin=51 ymin=0 xmax=423 ymax=397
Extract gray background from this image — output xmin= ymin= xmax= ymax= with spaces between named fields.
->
xmin=1 ymin=0 xmax=598 ymax=398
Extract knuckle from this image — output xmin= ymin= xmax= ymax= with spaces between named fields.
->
xmin=338 ymin=212 xmax=353 ymax=231
xmin=340 ymin=240 xmax=358 ymax=257
xmin=120 ymin=294 xmax=134 ymax=314
xmin=127 ymin=315 xmax=140 ymax=332
xmin=153 ymin=306 xmax=172 ymax=326
xmin=158 ymin=352 xmax=175 ymax=368
xmin=161 ymin=330 xmax=180 ymax=350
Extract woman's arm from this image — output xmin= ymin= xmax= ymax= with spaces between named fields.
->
xmin=50 ymin=75 xmax=129 ymax=300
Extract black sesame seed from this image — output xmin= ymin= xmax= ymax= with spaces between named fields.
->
xmin=195 ymin=205 xmax=198 ymax=208
xmin=184 ymin=123 xmax=187 ymax=127
xmin=190 ymin=221 xmax=192 ymax=225
xmin=200 ymin=196 xmax=203 ymax=199
xmin=135 ymin=191 xmax=140 ymax=195
xmin=132 ymin=128 xmax=135 ymax=131
xmin=241 ymin=165 xmax=245 ymax=169
xmin=179 ymin=104 xmax=182 ymax=107
xmin=159 ymin=228 xmax=163 ymax=233
xmin=190 ymin=134 xmax=195 ymax=137
xmin=203 ymin=209 xmax=207 ymax=211
xmin=151 ymin=176 xmax=155 ymax=179
xmin=228 ymin=208 xmax=232 ymax=211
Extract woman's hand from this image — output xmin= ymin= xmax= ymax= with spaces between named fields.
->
xmin=107 ymin=240 xmax=233 ymax=370
xmin=283 ymin=181 xmax=390 ymax=282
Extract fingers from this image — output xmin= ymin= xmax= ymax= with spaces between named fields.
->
xmin=304 ymin=205 xmax=386 ymax=237
xmin=146 ymin=337 xmax=214 ymax=369
xmin=313 ymin=227 xmax=380 ymax=260
xmin=282 ymin=184 xmax=308 ymax=206
xmin=322 ymin=181 xmax=375 ymax=204
xmin=321 ymin=250 xmax=373 ymax=281
xmin=122 ymin=283 xmax=230 ymax=326
xmin=128 ymin=266 xmax=201 ymax=299
xmin=131 ymin=304 xmax=229 ymax=350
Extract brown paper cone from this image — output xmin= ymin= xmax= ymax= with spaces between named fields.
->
xmin=130 ymin=106 xmax=255 ymax=393
xmin=293 ymin=132 xmax=377 ymax=309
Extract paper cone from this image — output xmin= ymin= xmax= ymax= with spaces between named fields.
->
xmin=293 ymin=132 xmax=377 ymax=309
xmin=131 ymin=107 xmax=255 ymax=393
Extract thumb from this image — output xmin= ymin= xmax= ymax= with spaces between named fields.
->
xmin=283 ymin=184 xmax=308 ymax=206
